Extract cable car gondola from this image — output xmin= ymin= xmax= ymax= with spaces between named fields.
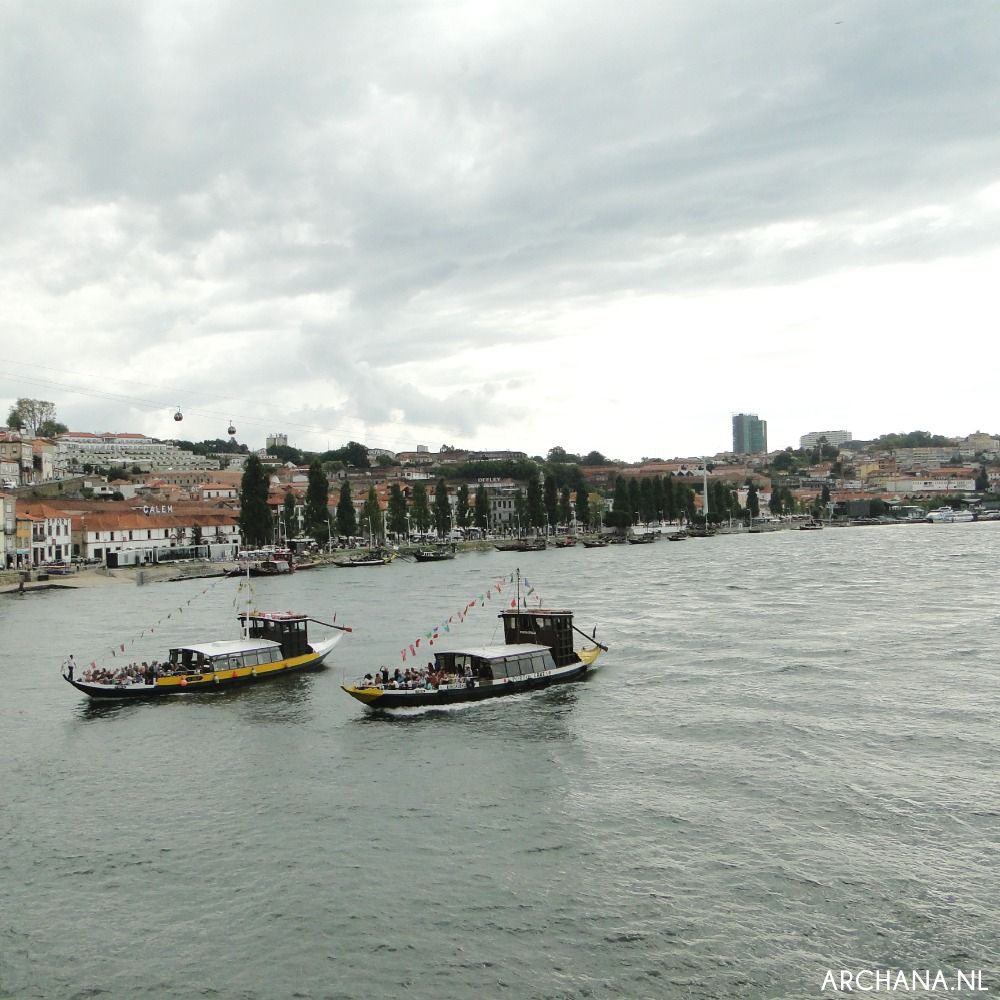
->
xmin=173 ymin=407 xmax=183 ymax=422
xmin=228 ymin=420 xmax=236 ymax=436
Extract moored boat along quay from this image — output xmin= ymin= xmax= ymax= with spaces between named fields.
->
xmin=1 ymin=516 xmax=989 ymax=596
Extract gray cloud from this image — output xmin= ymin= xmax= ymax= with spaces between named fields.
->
xmin=3 ymin=1 xmax=999 ymax=455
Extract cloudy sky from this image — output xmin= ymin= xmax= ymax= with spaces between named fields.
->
xmin=2 ymin=1 xmax=999 ymax=461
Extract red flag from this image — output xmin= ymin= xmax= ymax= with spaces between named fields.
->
xmin=401 ymin=649 xmax=407 ymax=661
xmin=510 ymin=599 xmax=516 ymax=607
xmin=415 ymin=638 xmax=421 ymax=648
xmin=409 ymin=644 xmax=416 ymax=657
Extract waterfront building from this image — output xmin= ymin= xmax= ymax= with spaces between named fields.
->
xmin=732 ymin=414 xmax=767 ymax=455
xmin=18 ymin=503 xmax=73 ymax=565
xmin=1 ymin=490 xmax=15 ymax=568
xmin=76 ymin=509 xmax=240 ymax=564
xmin=800 ymin=430 xmax=853 ymax=449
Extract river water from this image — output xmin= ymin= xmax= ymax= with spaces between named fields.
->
xmin=2 ymin=525 xmax=998 ymax=999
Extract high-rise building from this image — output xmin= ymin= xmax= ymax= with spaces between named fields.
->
xmin=732 ymin=413 xmax=767 ymax=455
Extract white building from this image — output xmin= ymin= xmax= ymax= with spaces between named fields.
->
xmin=799 ymin=430 xmax=853 ymax=449
xmin=79 ymin=509 xmax=241 ymax=563
xmin=883 ymin=478 xmax=976 ymax=494
xmin=19 ymin=503 xmax=73 ymax=565
xmin=56 ymin=432 xmax=221 ymax=475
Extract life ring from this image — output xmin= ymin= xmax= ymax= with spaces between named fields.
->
xmin=180 ymin=678 xmax=187 ymax=687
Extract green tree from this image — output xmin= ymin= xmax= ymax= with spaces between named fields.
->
xmin=663 ymin=476 xmax=678 ymax=523
xmin=514 ymin=488 xmax=526 ymax=532
xmin=474 ymin=485 xmax=490 ymax=530
xmin=627 ymin=478 xmax=641 ymax=526
xmin=361 ymin=486 xmax=383 ymax=541
xmin=304 ymin=461 xmax=330 ymax=544
xmin=652 ymin=477 xmax=665 ymax=521
xmin=7 ymin=398 xmax=58 ymax=436
xmin=527 ymin=477 xmax=545 ymax=530
xmin=975 ymin=466 xmax=989 ymax=492
xmin=575 ymin=487 xmax=591 ymax=530
xmin=746 ymin=482 xmax=760 ymax=519
xmin=639 ymin=478 xmax=655 ymax=523
xmin=433 ymin=479 xmax=452 ymax=536
xmin=768 ymin=488 xmax=783 ymax=516
xmin=238 ymin=454 xmax=273 ymax=546
xmin=336 ymin=481 xmax=357 ymax=538
xmin=454 ymin=484 xmax=470 ymax=528
xmin=282 ymin=491 xmax=298 ymax=540
xmin=558 ymin=486 xmax=572 ymax=528
xmin=387 ymin=484 xmax=408 ymax=537
xmin=411 ymin=482 xmax=431 ymax=533
xmin=820 ymin=483 xmax=831 ymax=505
xmin=543 ymin=476 xmax=558 ymax=531
xmin=609 ymin=476 xmax=631 ymax=531
xmin=583 ymin=450 xmax=609 ymax=465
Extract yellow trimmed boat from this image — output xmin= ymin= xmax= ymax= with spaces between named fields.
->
xmin=342 ymin=607 xmax=605 ymax=711
xmin=62 ymin=610 xmax=349 ymax=699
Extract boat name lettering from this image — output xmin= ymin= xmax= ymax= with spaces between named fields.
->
xmin=143 ymin=504 xmax=174 ymax=515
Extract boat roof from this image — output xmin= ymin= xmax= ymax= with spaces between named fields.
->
xmin=438 ymin=643 xmax=551 ymax=661
xmin=174 ymin=639 xmax=282 ymax=656
xmin=238 ymin=610 xmax=308 ymax=621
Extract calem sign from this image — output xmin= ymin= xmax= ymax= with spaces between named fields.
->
xmin=142 ymin=504 xmax=174 ymax=515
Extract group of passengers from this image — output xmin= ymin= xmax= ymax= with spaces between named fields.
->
xmin=80 ymin=661 xmax=162 ymax=686
xmin=362 ymin=662 xmax=475 ymax=691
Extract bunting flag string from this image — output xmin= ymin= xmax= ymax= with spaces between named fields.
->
xmin=399 ymin=571 xmax=533 ymax=662
xmin=103 ymin=572 xmax=234 ymax=662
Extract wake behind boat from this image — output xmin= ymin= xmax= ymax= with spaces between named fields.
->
xmin=62 ymin=610 xmax=350 ymax=699
xmin=342 ymin=606 xmax=606 ymax=711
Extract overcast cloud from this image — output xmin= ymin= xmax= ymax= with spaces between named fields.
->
xmin=3 ymin=1 xmax=999 ymax=460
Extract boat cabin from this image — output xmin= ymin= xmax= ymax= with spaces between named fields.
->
xmin=167 ymin=638 xmax=284 ymax=673
xmin=497 ymin=608 xmax=577 ymax=666
xmin=237 ymin=610 xmax=312 ymax=658
xmin=433 ymin=644 xmax=555 ymax=684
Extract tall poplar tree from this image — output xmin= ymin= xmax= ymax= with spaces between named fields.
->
xmin=387 ymin=483 xmax=408 ymax=537
xmin=627 ymin=478 xmax=641 ymax=526
xmin=433 ymin=479 xmax=452 ymax=536
xmin=527 ymin=477 xmax=545 ymax=530
xmin=575 ymin=487 xmax=590 ymax=531
xmin=361 ymin=486 xmax=383 ymax=541
xmin=611 ymin=476 xmax=630 ymax=531
xmin=282 ymin=491 xmax=297 ymax=540
xmin=336 ymin=481 xmax=357 ymax=538
xmin=411 ymin=482 xmax=431 ymax=533
xmin=454 ymin=484 xmax=470 ymax=528
xmin=474 ymin=484 xmax=490 ymax=530
xmin=543 ymin=476 xmax=558 ymax=532
xmin=238 ymin=454 xmax=273 ymax=546
xmin=304 ymin=460 xmax=330 ymax=544
xmin=639 ymin=479 xmax=655 ymax=524
xmin=663 ymin=475 xmax=677 ymax=523
xmin=558 ymin=486 xmax=572 ymax=529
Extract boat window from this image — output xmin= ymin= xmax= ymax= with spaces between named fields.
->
xmin=504 ymin=656 xmax=524 ymax=677
xmin=530 ymin=654 xmax=546 ymax=672
xmin=270 ymin=647 xmax=283 ymax=662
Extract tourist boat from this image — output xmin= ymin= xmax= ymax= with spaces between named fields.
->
xmin=342 ymin=605 xmax=606 ymax=711
xmin=666 ymin=531 xmax=687 ymax=541
xmin=333 ymin=549 xmax=396 ymax=567
xmin=580 ymin=536 xmax=609 ymax=548
xmin=62 ymin=610 xmax=350 ymax=700
xmin=627 ymin=531 xmax=656 ymax=544
xmin=798 ymin=520 xmax=823 ymax=530
xmin=926 ymin=507 xmax=975 ymax=523
xmin=551 ymin=536 xmax=577 ymax=548
xmin=227 ymin=547 xmax=295 ymax=577
xmin=493 ymin=538 xmax=547 ymax=552
xmin=412 ymin=545 xmax=456 ymax=562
